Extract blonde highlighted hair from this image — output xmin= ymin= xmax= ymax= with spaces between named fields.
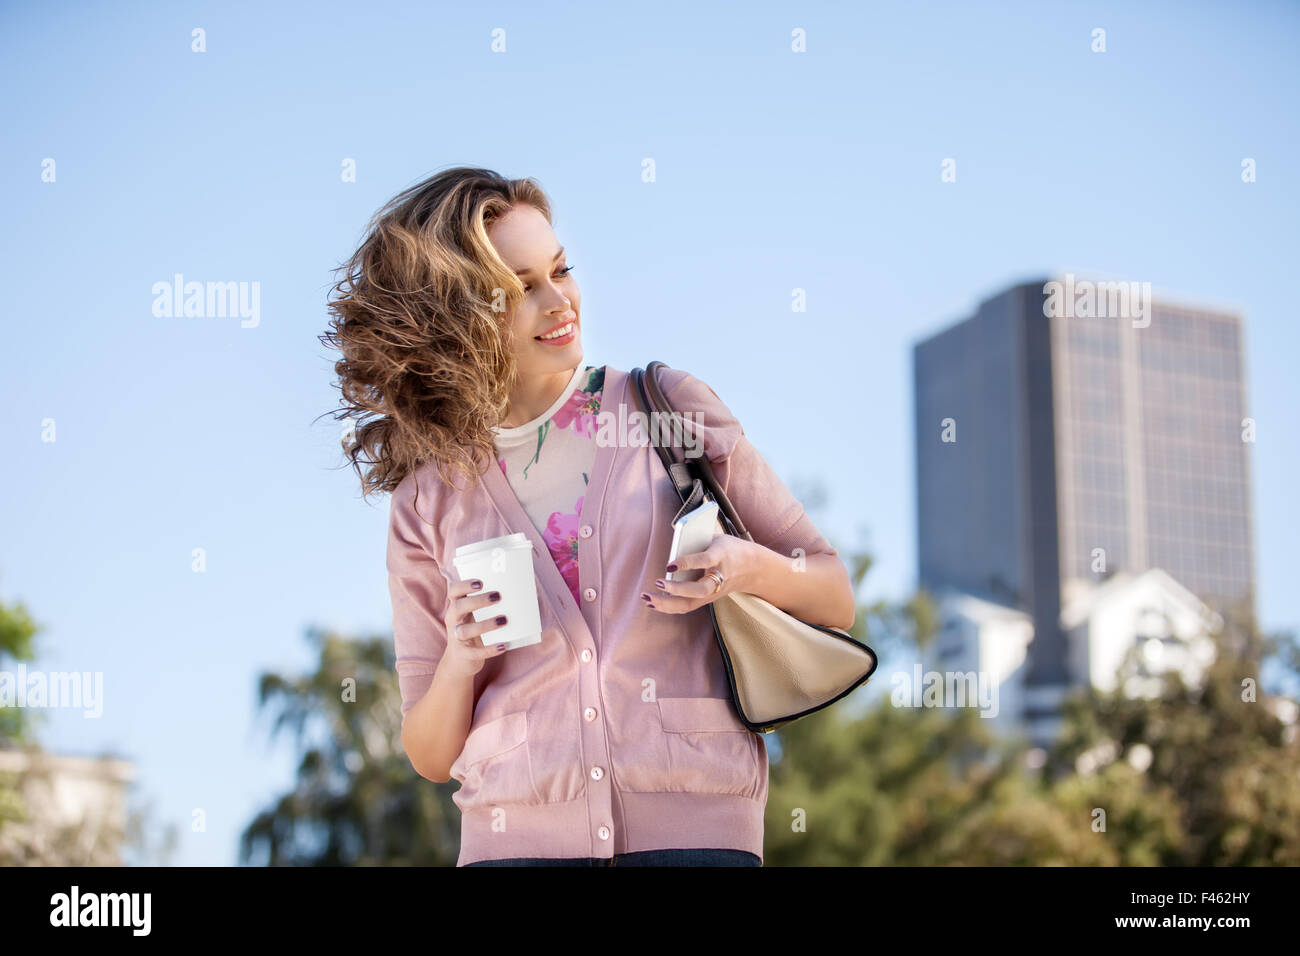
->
xmin=319 ymin=166 xmax=553 ymax=499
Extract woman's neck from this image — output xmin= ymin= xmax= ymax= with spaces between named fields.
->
xmin=500 ymin=366 xmax=580 ymax=428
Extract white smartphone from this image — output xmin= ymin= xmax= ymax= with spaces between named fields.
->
xmin=666 ymin=499 xmax=724 ymax=582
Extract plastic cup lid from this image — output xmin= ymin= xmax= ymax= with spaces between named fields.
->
xmin=454 ymin=532 xmax=531 ymax=559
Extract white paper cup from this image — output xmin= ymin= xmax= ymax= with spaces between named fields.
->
xmin=452 ymin=532 xmax=543 ymax=650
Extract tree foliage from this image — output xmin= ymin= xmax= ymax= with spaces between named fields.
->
xmin=240 ymin=626 xmax=460 ymax=865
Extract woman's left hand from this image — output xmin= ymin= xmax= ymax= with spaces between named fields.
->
xmin=641 ymin=535 xmax=761 ymax=614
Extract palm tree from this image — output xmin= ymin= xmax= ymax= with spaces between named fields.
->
xmin=240 ymin=625 xmax=460 ymax=865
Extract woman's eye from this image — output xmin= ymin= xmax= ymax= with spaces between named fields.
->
xmin=523 ymin=265 xmax=574 ymax=293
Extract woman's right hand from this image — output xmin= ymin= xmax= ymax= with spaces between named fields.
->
xmin=440 ymin=578 xmax=511 ymax=678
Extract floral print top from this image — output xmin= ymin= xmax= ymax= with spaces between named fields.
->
xmin=492 ymin=364 xmax=605 ymax=606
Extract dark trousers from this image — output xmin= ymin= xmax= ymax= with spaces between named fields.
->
xmin=465 ymin=847 xmax=761 ymax=866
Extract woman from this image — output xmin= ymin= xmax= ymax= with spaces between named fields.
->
xmin=322 ymin=166 xmax=855 ymax=866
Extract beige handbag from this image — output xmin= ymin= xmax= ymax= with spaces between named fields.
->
xmin=632 ymin=362 xmax=878 ymax=734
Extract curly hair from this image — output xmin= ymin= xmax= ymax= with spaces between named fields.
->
xmin=319 ymin=166 xmax=554 ymax=504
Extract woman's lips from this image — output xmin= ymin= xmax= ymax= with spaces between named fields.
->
xmin=535 ymin=320 xmax=577 ymax=345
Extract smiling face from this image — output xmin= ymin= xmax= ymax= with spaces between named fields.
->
xmin=486 ymin=203 xmax=582 ymax=380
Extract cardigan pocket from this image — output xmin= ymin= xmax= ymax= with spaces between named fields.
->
xmin=650 ymin=697 xmax=760 ymax=798
xmin=449 ymin=710 xmax=541 ymax=810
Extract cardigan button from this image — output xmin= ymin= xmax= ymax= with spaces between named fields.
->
xmin=597 ymin=826 xmax=611 ymax=841
xmin=583 ymin=587 xmax=597 ymax=602
xmin=580 ymin=649 xmax=592 ymax=662
xmin=584 ymin=706 xmax=597 ymax=721
xmin=590 ymin=766 xmax=604 ymax=781
xmin=579 ymin=524 xmax=593 ymax=538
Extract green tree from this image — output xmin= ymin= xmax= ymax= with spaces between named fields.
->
xmin=0 ymin=595 xmax=39 ymax=744
xmin=1 ymin=594 xmax=151 ymax=866
xmin=762 ymin=543 xmax=1135 ymax=866
xmin=766 ymin=546 xmax=1298 ymax=866
xmin=1048 ymin=598 xmax=1300 ymax=865
xmin=240 ymin=625 xmax=460 ymax=865
xmin=0 ymin=596 xmax=41 ymax=860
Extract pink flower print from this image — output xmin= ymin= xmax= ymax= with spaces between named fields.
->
xmin=543 ymin=495 xmax=584 ymax=603
xmin=553 ymin=385 xmax=602 ymax=439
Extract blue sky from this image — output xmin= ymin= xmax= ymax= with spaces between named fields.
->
xmin=2 ymin=0 xmax=1297 ymax=864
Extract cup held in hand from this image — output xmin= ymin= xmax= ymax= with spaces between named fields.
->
xmin=452 ymin=533 xmax=543 ymax=650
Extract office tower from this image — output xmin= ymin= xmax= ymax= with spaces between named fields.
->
xmin=913 ymin=278 xmax=1254 ymax=744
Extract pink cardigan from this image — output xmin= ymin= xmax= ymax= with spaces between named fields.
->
xmin=387 ymin=364 xmax=838 ymax=865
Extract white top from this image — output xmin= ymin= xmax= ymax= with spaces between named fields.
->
xmin=492 ymin=364 xmax=606 ymax=606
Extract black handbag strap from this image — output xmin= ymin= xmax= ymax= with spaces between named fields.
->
xmin=631 ymin=362 xmax=754 ymax=543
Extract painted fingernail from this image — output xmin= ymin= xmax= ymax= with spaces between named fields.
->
xmin=495 ymin=615 xmax=507 ymax=625
xmin=497 ymin=644 xmax=506 ymax=651
xmin=489 ymin=591 xmax=501 ymax=602
xmin=666 ymin=564 xmax=678 ymax=572
xmin=640 ymin=593 xmax=651 ymax=602
xmin=471 ymin=579 xmax=483 ymax=590
xmin=654 ymin=579 xmax=666 ymax=589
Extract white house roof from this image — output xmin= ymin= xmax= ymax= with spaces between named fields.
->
xmin=1058 ymin=567 xmax=1223 ymax=632
xmin=935 ymin=589 xmax=1032 ymax=626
